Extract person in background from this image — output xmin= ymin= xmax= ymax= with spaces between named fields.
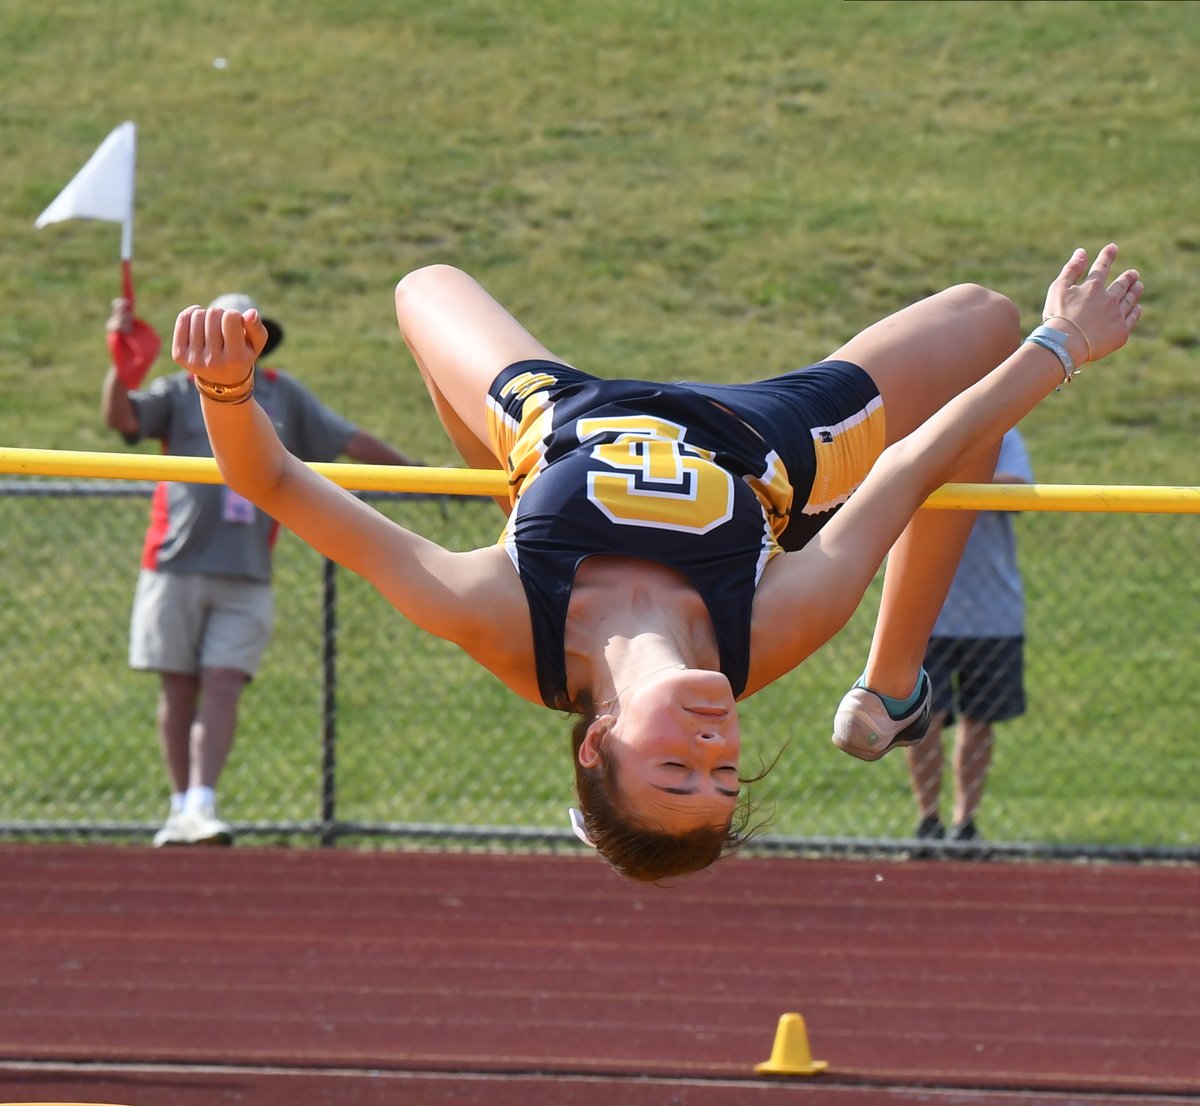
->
xmin=102 ymin=293 xmax=422 ymax=848
xmin=906 ymin=426 xmax=1034 ymax=848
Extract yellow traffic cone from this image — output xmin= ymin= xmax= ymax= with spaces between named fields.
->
xmin=754 ymin=1012 xmax=828 ymax=1076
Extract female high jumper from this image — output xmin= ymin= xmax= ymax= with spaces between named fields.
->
xmin=171 ymin=243 xmax=1143 ymax=881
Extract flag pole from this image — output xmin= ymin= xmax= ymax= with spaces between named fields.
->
xmin=121 ymin=259 xmax=135 ymax=308
xmin=120 ymin=125 xmax=135 ymax=307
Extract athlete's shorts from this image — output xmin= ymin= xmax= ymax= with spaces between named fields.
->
xmin=924 ymin=636 xmax=1026 ymax=724
xmin=684 ymin=360 xmax=885 ymax=551
xmin=129 ymin=569 xmax=274 ymax=677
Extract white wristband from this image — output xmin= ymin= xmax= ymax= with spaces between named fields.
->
xmin=1025 ymin=324 xmax=1077 ymax=384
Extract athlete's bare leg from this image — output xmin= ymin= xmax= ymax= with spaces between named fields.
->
xmin=828 ymin=284 xmax=1020 ymax=698
xmin=395 ymin=265 xmax=568 ymax=471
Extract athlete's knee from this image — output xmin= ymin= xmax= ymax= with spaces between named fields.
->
xmin=395 ymin=263 xmax=466 ymax=294
xmin=945 ymin=283 xmax=1021 ymax=343
xmin=394 ymin=264 xmax=471 ymax=323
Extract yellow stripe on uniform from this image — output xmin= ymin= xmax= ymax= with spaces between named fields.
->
xmin=803 ymin=396 xmax=886 ymax=515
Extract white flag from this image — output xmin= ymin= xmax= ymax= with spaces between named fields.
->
xmin=35 ymin=121 xmax=137 ymax=259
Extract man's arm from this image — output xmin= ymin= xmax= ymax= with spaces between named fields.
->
xmin=101 ymin=299 xmax=140 ymax=437
xmin=341 ymin=429 xmax=423 ymax=468
xmin=993 ymin=427 xmax=1033 ymax=487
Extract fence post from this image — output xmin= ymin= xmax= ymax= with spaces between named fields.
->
xmin=320 ymin=557 xmax=338 ymax=846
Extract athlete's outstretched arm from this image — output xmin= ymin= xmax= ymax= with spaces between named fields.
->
xmin=749 ymin=245 xmax=1143 ymax=688
xmin=170 ymin=305 xmax=523 ymax=661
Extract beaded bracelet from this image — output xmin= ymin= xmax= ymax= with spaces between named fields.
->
xmin=194 ymin=367 xmax=255 ymax=405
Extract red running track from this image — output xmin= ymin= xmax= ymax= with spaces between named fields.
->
xmin=0 ymin=843 xmax=1197 ymax=1106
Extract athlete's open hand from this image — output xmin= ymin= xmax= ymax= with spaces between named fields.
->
xmin=1041 ymin=244 xmax=1143 ymax=367
xmin=171 ymin=304 xmax=268 ymax=382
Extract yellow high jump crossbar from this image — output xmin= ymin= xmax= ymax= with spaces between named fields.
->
xmin=1 ymin=446 xmax=1198 ymax=513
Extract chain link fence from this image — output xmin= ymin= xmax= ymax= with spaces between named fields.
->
xmin=1 ymin=478 xmax=1196 ymax=860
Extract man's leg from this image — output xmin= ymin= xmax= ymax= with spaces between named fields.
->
xmin=175 ymin=575 xmax=272 ymax=846
xmin=952 ymin=717 xmax=995 ymax=830
xmin=949 ymin=637 xmax=1022 ymax=838
xmin=157 ymin=672 xmax=198 ymax=794
xmin=905 ymin=711 xmax=948 ymax=830
xmin=152 ymin=672 xmax=200 ymax=846
xmin=160 ymin=665 xmax=246 ymax=847
xmin=190 ymin=666 xmax=248 ymax=789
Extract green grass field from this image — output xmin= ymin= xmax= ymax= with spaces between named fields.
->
xmin=1 ymin=1 xmax=1197 ymax=848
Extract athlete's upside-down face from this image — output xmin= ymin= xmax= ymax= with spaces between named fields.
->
xmin=578 ymin=667 xmax=742 ymax=835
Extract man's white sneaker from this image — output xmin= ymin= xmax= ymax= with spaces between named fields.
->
xmin=156 ymin=802 xmax=234 ymax=846
xmin=831 ymin=670 xmax=932 ymax=762
xmin=181 ymin=802 xmax=234 ymax=845
xmin=152 ymin=811 xmax=190 ymax=847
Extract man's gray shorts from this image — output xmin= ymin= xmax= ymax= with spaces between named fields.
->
xmin=129 ymin=569 xmax=274 ymax=677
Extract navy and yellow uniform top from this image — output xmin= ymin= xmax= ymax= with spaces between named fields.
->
xmin=487 ymin=359 xmax=885 ymax=710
